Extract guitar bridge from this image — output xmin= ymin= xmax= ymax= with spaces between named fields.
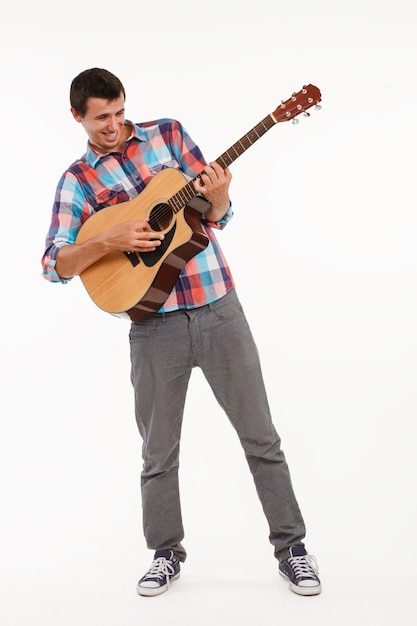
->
xmin=123 ymin=251 xmax=140 ymax=267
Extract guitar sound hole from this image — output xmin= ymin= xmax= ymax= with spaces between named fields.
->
xmin=149 ymin=203 xmax=173 ymax=231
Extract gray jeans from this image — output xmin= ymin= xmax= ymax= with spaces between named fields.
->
xmin=129 ymin=289 xmax=306 ymax=562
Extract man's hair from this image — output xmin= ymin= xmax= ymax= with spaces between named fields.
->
xmin=70 ymin=68 xmax=126 ymax=117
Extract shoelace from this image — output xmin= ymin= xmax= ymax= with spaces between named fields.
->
xmin=143 ymin=557 xmax=176 ymax=586
xmin=288 ymin=554 xmax=319 ymax=580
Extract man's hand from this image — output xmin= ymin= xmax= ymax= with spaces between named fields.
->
xmin=193 ymin=162 xmax=232 ymax=221
xmin=105 ymin=218 xmax=165 ymax=253
xmin=55 ymin=218 xmax=164 ymax=279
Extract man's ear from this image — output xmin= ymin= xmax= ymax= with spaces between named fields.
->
xmin=70 ymin=107 xmax=82 ymax=122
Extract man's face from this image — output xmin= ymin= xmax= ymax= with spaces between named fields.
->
xmin=71 ymin=95 xmax=126 ymax=154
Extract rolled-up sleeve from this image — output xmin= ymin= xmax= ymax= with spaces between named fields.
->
xmin=41 ymin=172 xmax=91 ymax=283
xmin=204 ymin=202 xmax=234 ymax=230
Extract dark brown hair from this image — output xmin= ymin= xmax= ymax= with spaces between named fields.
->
xmin=70 ymin=68 xmax=126 ymax=117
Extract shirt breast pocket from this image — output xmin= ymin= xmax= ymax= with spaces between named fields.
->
xmin=94 ymin=184 xmax=130 ymax=211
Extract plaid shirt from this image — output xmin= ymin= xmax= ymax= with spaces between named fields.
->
xmin=42 ymin=118 xmax=235 ymax=312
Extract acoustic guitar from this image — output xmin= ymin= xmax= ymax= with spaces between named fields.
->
xmin=76 ymin=84 xmax=322 ymax=320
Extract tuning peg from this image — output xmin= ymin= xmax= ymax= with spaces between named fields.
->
xmin=303 ymin=112 xmax=310 ymax=117
xmin=315 ymin=104 xmax=322 ymax=110
xmin=292 ymin=118 xmax=299 ymax=125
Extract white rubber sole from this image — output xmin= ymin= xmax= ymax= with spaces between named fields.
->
xmin=137 ymin=573 xmax=180 ymax=597
xmin=279 ymin=571 xmax=322 ymax=596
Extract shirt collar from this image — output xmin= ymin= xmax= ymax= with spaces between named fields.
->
xmin=85 ymin=120 xmax=147 ymax=167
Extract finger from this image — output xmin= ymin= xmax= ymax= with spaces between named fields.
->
xmin=194 ymin=175 xmax=207 ymax=192
xmin=200 ymin=169 xmax=211 ymax=185
xmin=208 ymin=162 xmax=221 ymax=176
xmin=138 ymin=229 xmax=165 ymax=241
xmin=131 ymin=220 xmax=150 ymax=232
xmin=209 ymin=162 xmax=230 ymax=180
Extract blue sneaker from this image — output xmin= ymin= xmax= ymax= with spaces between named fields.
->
xmin=279 ymin=546 xmax=321 ymax=596
xmin=137 ymin=550 xmax=181 ymax=597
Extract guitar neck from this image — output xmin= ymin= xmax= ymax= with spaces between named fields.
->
xmin=215 ymin=113 xmax=276 ymax=170
xmin=171 ymin=113 xmax=276 ymax=213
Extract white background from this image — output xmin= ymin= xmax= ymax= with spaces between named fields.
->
xmin=1 ymin=1 xmax=416 ymax=624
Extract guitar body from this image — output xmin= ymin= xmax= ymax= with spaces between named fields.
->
xmin=76 ymin=168 xmax=209 ymax=319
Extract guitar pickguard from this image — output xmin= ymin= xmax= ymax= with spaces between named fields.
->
xmin=140 ymin=221 xmax=177 ymax=267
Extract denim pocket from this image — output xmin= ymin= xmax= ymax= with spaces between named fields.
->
xmin=129 ymin=318 xmax=160 ymax=341
xmin=210 ymin=290 xmax=243 ymax=321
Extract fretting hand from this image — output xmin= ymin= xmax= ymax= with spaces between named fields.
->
xmin=193 ymin=162 xmax=232 ymax=220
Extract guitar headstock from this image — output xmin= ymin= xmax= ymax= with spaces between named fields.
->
xmin=272 ymin=84 xmax=321 ymax=124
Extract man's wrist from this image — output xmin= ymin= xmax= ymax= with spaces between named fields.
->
xmin=211 ymin=200 xmax=230 ymax=213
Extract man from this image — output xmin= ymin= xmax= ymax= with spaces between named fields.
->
xmin=42 ymin=68 xmax=321 ymax=597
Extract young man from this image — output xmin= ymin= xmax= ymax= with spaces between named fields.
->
xmin=42 ymin=68 xmax=321 ymax=597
